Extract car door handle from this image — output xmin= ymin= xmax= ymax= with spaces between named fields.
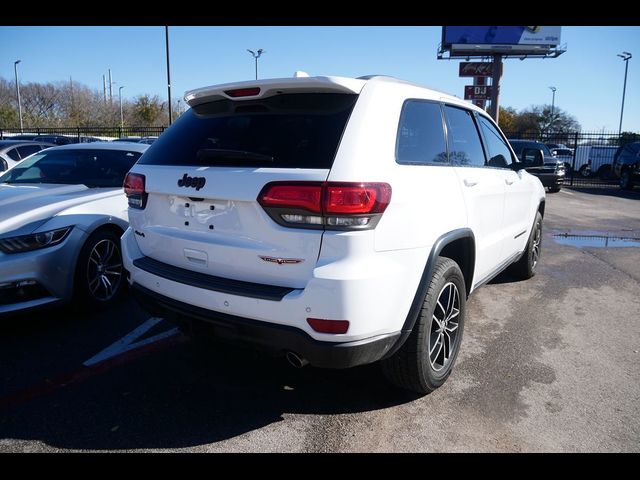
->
xmin=505 ymin=178 xmax=515 ymax=185
xmin=463 ymin=179 xmax=478 ymax=187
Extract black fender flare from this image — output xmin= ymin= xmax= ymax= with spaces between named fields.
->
xmin=381 ymin=228 xmax=475 ymax=360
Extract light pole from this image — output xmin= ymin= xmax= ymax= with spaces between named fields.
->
xmin=548 ymin=86 xmax=557 ymax=133
xmin=119 ymin=86 xmax=125 ymax=129
xmin=14 ymin=60 xmax=23 ymax=132
xmin=247 ymin=49 xmax=265 ymax=80
xmin=165 ymin=26 xmax=173 ymax=126
xmin=617 ymin=51 xmax=632 ymax=136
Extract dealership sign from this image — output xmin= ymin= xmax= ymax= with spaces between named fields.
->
xmin=464 ymin=85 xmax=492 ymax=101
xmin=459 ymin=62 xmax=493 ymax=77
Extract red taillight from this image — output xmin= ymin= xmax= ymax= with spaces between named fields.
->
xmin=258 ymin=182 xmax=323 ymax=213
xmin=324 ymin=183 xmax=392 ymax=214
xmin=307 ymin=318 xmax=350 ymax=334
xmin=124 ymin=172 xmax=145 ymax=195
xmin=225 ymin=87 xmax=261 ymax=98
xmin=257 ymin=181 xmax=392 ymax=230
xmin=124 ymin=172 xmax=147 ymax=209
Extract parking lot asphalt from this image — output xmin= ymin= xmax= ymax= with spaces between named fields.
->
xmin=1 ymin=187 xmax=639 ymax=452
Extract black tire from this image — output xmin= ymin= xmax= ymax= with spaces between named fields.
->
xmin=381 ymin=257 xmax=466 ymax=394
xmin=75 ymin=228 xmax=125 ymax=309
xmin=510 ymin=211 xmax=542 ymax=280
xmin=620 ymin=171 xmax=634 ymax=190
xmin=578 ymin=165 xmax=591 ymax=178
xmin=548 ymin=186 xmax=561 ymax=193
xmin=597 ymin=165 xmax=612 ymax=180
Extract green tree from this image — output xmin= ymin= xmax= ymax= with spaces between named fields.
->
xmin=132 ymin=95 xmax=164 ymax=126
xmin=498 ymin=106 xmax=517 ymax=132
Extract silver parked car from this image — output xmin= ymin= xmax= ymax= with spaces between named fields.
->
xmin=0 ymin=142 xmax=148 ymax=316
xmin=0 ymin=140 xmax=54 ymax=171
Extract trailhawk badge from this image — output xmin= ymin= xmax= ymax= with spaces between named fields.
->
xmin=177 ymin=173 xmax=206 ymax=191
xmin=259 ymin=255 xmax=304 ymax=265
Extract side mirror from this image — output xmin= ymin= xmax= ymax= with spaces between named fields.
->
xmin=521 ymin=148 xmax=544 ymax=168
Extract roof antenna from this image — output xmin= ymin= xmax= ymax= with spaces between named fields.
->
xmin=293 ymin=71 xmax=310 ymax=78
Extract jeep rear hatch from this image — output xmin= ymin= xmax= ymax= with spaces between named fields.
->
xmin=126 ymin=89 xmax=359 ymax=290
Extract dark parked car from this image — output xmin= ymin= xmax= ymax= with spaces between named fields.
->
xmin=4 ymin=134 xmax=40 ymax=141
xmin=0 ymin=140 xmax=54 ymax=171
xmin=613 ymin=141 xmax=640 ymax=190
xmin=34 ymin=135 xmax=77 ymax=145
xmin=508 ymin=139 xmax=566 ymax=192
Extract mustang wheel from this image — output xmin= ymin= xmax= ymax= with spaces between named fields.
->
xmin=76 ymin=229 xmax=124 ymax=307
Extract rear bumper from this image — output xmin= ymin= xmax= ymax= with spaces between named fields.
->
xmin=121 ymin=227 xmax=426 ymax=342
xmin=132 ymin=282 xmax=400 ymax=368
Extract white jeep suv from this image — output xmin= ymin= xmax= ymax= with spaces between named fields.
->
xmin=121 ymin=75 xmax=545 ymax=394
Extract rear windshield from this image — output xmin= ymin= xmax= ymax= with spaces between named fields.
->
xmin=138 ymin=93 xmax=358 ymax=169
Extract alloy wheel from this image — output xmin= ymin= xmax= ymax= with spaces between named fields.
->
xmin=86 ymin=238 xmax=122 ymax=301
xmin=428 ymin=282 xmax=461 ymax=372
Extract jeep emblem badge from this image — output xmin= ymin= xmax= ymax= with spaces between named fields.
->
xmin=178 ymin=173 xmax=206 ymax=191
xmin=259 ymin=255 xmax=304 ymax=265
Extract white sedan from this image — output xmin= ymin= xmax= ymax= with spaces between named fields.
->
xmin=0 ymin=142 xmax=149 ymax=316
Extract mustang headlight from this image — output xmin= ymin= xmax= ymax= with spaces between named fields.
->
xmin=0 ymin=226 xmax=73 ymax=254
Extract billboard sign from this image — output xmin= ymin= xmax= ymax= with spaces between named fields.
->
xmin=459 ymin=62 xmax=493 ymax=77
xmin=443 ymin=26 xmax=561 ymax=48
xmin=464 ymin=85 xmax=492 ymax=101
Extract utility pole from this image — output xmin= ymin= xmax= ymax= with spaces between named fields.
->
xmin=103 ymin=74 xmax=107 ymax=103
xmin=70 ymin=76 xmax=74 ymax=123
xmin=119 ymin=86 xmax=125 ymax=129
xmin=108 ymin=69 xmax=113 ymax=104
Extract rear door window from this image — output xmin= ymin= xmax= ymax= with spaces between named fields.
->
xmin=138 ymin=93 xmax=358 ymax=169
xmin=443 ymin=105 xmax=486 ymax=167
xmin=396 ymin=100 xmax=448 ymax=165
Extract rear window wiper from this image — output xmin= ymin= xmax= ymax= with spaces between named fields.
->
xmin=196 ymin=149 xmax=274 ymax=163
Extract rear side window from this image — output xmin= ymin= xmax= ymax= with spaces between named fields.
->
xmin=138 ymin=93 xmax=358 ymax=169
xmin=477 ymin=115 xmax=513 ymax=168
xmin=16 ymin=145 xmax=42 ymax=159
xmin=396 ymin=100 xmax=448 ymax=165
xmin=6 ymin=148 xmax=20 ymax=161
xmin=443 ymin=106 xmax=486 ymax=167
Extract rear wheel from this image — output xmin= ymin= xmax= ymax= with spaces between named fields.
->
xmin=548 ymin=186 xmax=561 ymax=193
xmin=579 ymin=165 xmax=591 ymax=178
xmin=510 ymin=211 xmax=542 ymax=280
xmin=620 ymin=171 xmax=634 ymax=190
xmin=598 ymin=165 xmax=613 ymax=180
xmin=75 ymin=229 xmax=125 ymax=308
xmin=382 ymin=257 xmax=466 ymax=394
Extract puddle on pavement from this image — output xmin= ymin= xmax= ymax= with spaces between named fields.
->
xmin=552 ymin=232 xmax=640 ymax=248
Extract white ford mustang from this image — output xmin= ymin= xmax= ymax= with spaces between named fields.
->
xmin=0 ymin=142 xmax=149 ymax=316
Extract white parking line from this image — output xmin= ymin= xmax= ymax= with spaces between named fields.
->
xmin=83 ymin=317 xmax=180 ymax=367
